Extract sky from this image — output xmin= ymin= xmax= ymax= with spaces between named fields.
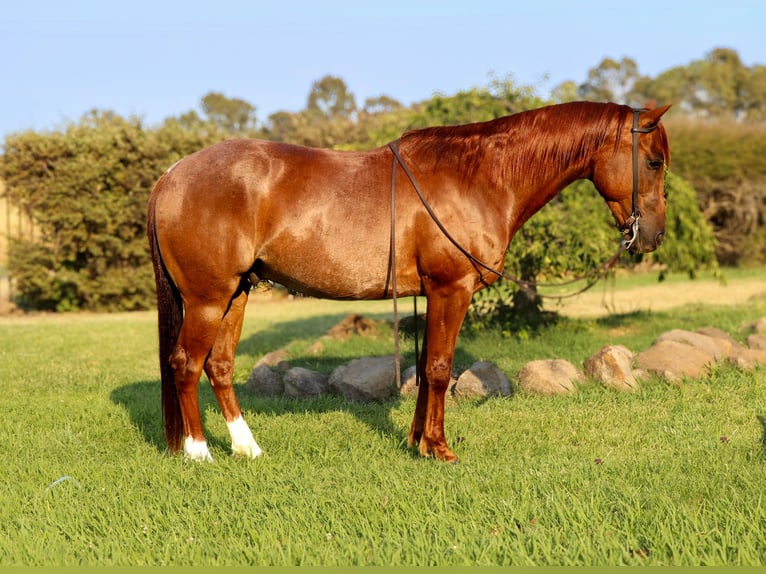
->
xmin=1 ymin=0 xmax=763 ymax=139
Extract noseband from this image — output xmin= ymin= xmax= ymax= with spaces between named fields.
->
xmin=622 ymin=108 xmax=660 ymax=251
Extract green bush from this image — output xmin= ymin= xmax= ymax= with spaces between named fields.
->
xmin=1 ymin=111 xmax=221 ymax=311
xmin=468 ymin=172 xmax=718 ymax=333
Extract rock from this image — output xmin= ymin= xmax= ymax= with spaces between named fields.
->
xmin=329 ymin=356 xmax=397 ymax=402
xmin=747 ymin=334 xmax=766 ymax=351
xmin=657 ymin=329 xmax=732 ymax=361
xmin=584 ymin=345 xmax=640 ymax=392
xmin=696 ymin=326 xmax=740 ymax=347
xmin=753 ymin=317 xmax=766 ymax=334
xmin=695 ymin=326 xmax=766 ymax=369
xmin=283 ymin=367 xmax=329 ymax=398
xmin=634 ymin=340 xmax=714 ymax=382
xmin=452 ymin=361 xmax=511 ymax=398
xmin=728 ymin=346 xmax=766 ymax=369
xmin=254 ymin=349 xmax=291 ymax=370
xmin=326 ymin=314 xmax=380 ymax=340
xmin=516 ymin=359 xmax=583 ymax=396
xmin=245 ymin=364 xmax=284 ymax=396
xmin=399 ymin=365 xmax=420 ymax=397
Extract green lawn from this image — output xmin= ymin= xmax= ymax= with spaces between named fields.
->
xmin=1 ymin=282 xmax=765 ymax=566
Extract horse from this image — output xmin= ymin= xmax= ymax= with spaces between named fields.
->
xmin=147 ymin=101 xmax=671 ymax=463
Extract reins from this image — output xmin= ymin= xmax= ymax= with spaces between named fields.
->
xmin=387 ymin=140 xmax=624 ymax=300
xmin=384 ymin=108 xmax=658 ymax=388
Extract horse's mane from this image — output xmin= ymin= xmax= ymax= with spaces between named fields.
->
xmin=401 ymin=101 xmax=633 ymax=186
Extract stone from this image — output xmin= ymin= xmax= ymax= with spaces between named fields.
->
xmin=728 ymin=346 xmax=766 ymax=370
xmin=584 ymin=344 xmax=640 ymax=392
xmin=696 ymin=326 xmax=741 ymax=347
xmin=283 ymin=367 xmax=329 ymax=398
xmin=399 ymin=366 xmax=420 ymax=397
xmin=254 ymin=349 xmax=291 ymax=370
xmin=452 ymin=361 xmax=511 ymax=398
xmin=326 ymin=314 xmax=380 ymax=340
xmin=516 ymin=359 xmax=583 ymax=396
xmin=752 ymin=317 xmax=766 ymax=334
xmin=245 ymin=364 xmax=284 ymax=396
xmin=634 ymin=340 xmax=714 ymax=382
xmin=329 ymin=356 xmax=397 ymax=402
xmin=747 ymin=334 xmax=766 ymax=351
xmin=656 ymin=329 xmax=732 ymax=361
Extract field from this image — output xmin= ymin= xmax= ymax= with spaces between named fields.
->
xmin=1 ymin=269 xmax=765 ymax=566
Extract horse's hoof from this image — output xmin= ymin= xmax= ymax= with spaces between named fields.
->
xmin=183 ymin=437 xmax=214 ymax=462
xmin=231 ymin=441 xmax=263 ymax=459
xmin=438 ymin=451 xmax=460 ymax=464
xmin=418 ymin=439 xmax=459 ymax=463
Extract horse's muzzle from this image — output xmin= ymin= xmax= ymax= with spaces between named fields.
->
xmin=625 ymin=229 xmax=665 ymax=254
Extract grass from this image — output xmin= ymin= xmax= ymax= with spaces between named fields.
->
xmin=1 ymin=279 xmax=765 ymax=566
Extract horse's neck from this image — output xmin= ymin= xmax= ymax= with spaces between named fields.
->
xmin=483 ymin=127 xmax=595 ymax=228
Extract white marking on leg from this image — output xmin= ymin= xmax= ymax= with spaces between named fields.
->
xmin=184 ymin=436 xmax=214 ymax=462
xmin=227 ymin=416 xmax=262 ymax=459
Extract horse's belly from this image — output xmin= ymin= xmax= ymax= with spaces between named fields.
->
xmin=255 ymin=246 xmax=393 ymax=300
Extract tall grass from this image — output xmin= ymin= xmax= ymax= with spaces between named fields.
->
xmin=1 ymin=285 xmax=765 ymax=566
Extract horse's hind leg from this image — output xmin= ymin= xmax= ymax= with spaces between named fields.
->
xmin=204 ymin=288 xmax=262 ymax=458
xmin=170 ymin=301 xmax=231 ymax=462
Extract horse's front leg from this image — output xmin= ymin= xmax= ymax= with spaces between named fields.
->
xmin=408 ymin=329 xmax=429 ymax=448
xmin=411 ymin=281 xmax=473 ymax=462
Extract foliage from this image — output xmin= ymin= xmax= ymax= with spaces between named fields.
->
xmin=577 ymin=56 xmax=641 ymax=103
xmin=664 ymin=118 xmax=766 ymax=265
xmin=1 ymin=111 xmax=223 ymax=311
xmin=200 ymin=91 xmax=257 ymax=133
xmin=646 ymin=172 xmax=719 ymax=278
xmin=570 ymin=48 xmax=766 ymax=121
xmin=1 ymin=295 xmax=765 ymax=565
xmin=2 ymin=47 xmax=765 ymax=312
xmin=467 ymin=173 xmax=718 ymax=333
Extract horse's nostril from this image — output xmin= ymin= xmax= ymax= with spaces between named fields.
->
xmin=655 ymin=231 xmax=665 ymax=247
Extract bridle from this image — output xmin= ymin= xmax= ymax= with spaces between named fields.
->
xmin=621 ymin=107 xmax=661 ymax=251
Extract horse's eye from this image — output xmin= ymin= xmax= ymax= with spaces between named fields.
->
xmin=648 ymin=158 xmax=664 ymax=170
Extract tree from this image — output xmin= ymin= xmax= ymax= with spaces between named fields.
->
xmin=578 ymin=57 xmax=643 ymax=104
xmin=362 ymin=95 xmax=402 ymax=116
xmin=635 ymin=48 xmax=762 ymax=120
xmin=550 ymin=80 xmax=579 ymax=104
xmin=200 ymin=91 xmax=257 ymax=132
xmin=306 ymin=75 xmax=357 ymax=119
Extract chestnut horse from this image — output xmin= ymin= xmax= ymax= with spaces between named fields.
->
xmin=148 ymin=101 xmax=670 ymax=463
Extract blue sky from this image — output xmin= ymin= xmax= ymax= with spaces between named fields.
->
xmin=1 ymin=0 xmax=763 ymax=138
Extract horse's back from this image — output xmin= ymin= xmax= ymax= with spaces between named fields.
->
xmin=151 ymin=139 xmax=398 ymax=300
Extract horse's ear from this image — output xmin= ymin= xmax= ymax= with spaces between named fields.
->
xmin=640 ymin=104 xmax=672 ymax=128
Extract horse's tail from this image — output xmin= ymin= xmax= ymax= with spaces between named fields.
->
xmin=147 ymin=178 xmax=184 ymax=454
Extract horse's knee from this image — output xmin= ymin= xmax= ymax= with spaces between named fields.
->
xmin=206 ymin=357 xmax=234 ymax=386
xmin=169 ymin=346 xmax=188 ymax=374
xmin=425 ymin=357 xmax=452 ymax=391
xmin=169 ymin=347 xmax=197 ymax=388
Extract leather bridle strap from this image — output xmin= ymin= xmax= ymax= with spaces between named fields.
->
xmin=625 ymin=108 xmax=659 ymax=250
xmin=387 ymin=139 xmax=624 ymax=299
xmin=386 ymin=144 xmax=402 ymax=389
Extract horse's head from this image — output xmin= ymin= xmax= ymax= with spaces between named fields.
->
xmin=591 ymin=105 xmax=671 ymax=254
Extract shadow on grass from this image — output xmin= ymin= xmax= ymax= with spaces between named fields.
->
xmin=111 ymin=311 xmax=480 ymax=459
xmin=758 ymin=415 xmax=766 ymax=457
